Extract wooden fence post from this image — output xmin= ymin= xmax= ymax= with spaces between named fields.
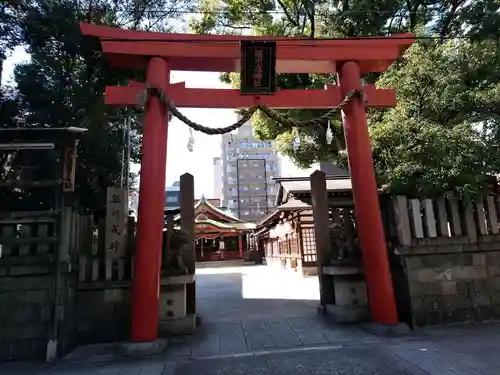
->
xmin=408 ymin=199 xmax=424 ymax=239
xmin=463 ymin=201 xmax=477 ymax=242
xmin=422 ymin=199 xmax=437 ymax=238
xmin=448 ymin=196 xmax=462 ymax=236
xmin=392 ymin=196 xmax=412 ymax=246
xmin=436 ymin=198 xmax=449 ymax=237
xmin=487 ymin=196 xmax=499 ymax=234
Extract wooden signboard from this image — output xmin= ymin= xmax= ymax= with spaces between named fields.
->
xmin=62 ymin=143 xmax=77 ymax=192
xmin=240 ymin=40 xmax=276 ymax=95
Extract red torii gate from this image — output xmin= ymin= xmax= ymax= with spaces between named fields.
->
xmin=81 ymin=23 xmax=413 ymax=342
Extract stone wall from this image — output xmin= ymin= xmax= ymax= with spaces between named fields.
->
xmin=400 ymin=236 xmax=500 ymax=326
xmin=74 ymin=283 xmax=131 ymax=345
xmin=0 ymin=259 xmax=75 ymax=361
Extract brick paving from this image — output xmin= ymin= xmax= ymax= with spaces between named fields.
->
xmin=1 ymin=264 xmax=499 ymax=374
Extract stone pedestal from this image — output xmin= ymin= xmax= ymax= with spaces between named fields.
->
xmin=322 ymin=262 xmax=370 ymax=323
xmin=158 ymin=274 xmax=196 ymax=336
xmin=119 ymin=339 xmax=167 ymax=358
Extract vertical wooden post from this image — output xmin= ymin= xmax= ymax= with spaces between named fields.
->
xmin=180 ymin=173 xmax=196 ymax=316
xmin=448 ymin=196 xmax=463 ymax=236
xmin=422 ymin=199 xmax=437 ymax=238
xmin=476 ymin=200 xmax=488 ymax=236
xmin=338 ymin=61 xmax=398 ymax=325
xmin=409 ymin=199 xmax=424 ymax=238
xmin=163 ymin=212 xmax=174 ymax=270
xmin=486 ymin=196 xmax=499 ymax=234
xmin=463 ymin=202 xmax=477 ymax=242
xmin=238 ymin=234 xmax=243 ymax=259
xmin=59 ymin=206 xmax=72 ymax=263
xmin=436 ymin=198 xmax=450 ymax=237
xmin=392 ymin=196 xmax=412 ymax=246
xmin=220 ymin=235 xmax=225 ymax=260
xmin=131 ymin=57 xmax=170 ymax=342
xmin=310 ymin=170 xmax=334 ymax=306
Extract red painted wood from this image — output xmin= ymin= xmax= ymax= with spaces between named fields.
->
xmin=338 ymin=61 xmax=398 ymax=325
xmin=80 ymin=23 xmax=413 ymax=74
xmin=106 ymin=55 xmax=395 ymax=74
xmin=106 ymin=84 xmax=396 ymax=109
xmin=79 ymin=23 xmax=414 ymax=334
xmin=81 ymin=23 xmax=412 ymax=48
xmin=130 ymin=57 xmax=170 ymax=342
xmin=100 ymin=40 xmax=401 ymax=63
xmin=80 ymin=22 xmax=307 ymax=41
xmin=238 ymin=236 xmax=243 ymax=259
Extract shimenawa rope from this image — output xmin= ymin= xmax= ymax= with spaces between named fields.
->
xmin=136 ymin=84 xmax=364 ymax=135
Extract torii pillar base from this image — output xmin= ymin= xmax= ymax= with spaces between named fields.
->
xmin=362 ymin=322 xmax=411 ymax=337
xmin=119 ymin=339 xmax=167 ymax=358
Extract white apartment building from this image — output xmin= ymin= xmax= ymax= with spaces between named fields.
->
xmin=218 ymin=120 xmax=280 ymax=223
xmin=212 ymin=157 xmax=222 ymax=199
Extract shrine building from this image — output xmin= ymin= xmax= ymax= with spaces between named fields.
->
xmin=167 ymin=196 xmax=256 ymax=261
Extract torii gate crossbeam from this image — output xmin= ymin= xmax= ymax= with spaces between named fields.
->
xmin=81 ymin=23 xmax=413 ymax=343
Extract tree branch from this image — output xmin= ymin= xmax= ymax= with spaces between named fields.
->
xmin=439 ymin=0 xmax=467 ymax=39
xmin=276 ymin=0 xmax=299 ymax=27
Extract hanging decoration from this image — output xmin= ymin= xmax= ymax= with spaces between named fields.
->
xmin=325 ymin=120 xmax=334 ymax=144
xmin=186 ymin=128 xmax=194 ymax=152
xmin=137 ymin=83 xmax=363 ymax=136
xmin=291 ymin=128 xmax=301 ymax=152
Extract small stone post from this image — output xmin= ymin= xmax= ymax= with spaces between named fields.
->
xmin=310 ymin=170 xmax=334 ymax=307
xmin=163 ymin=212 xmax=174 ymax=269
xmin=180 ymin=173 xmax=196 ymax=315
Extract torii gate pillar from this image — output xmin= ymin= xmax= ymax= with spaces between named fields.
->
xmin=338 ymin=61 xmax=398 ymax=325
xmin=131 ymin=57 xmax=170 ymax=342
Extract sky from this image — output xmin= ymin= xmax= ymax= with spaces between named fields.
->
xmin=2 ymin=47 xmax=303 ymax=198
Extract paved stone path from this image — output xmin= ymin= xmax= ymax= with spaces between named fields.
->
xmin=1 ymin=263 xmax=500 ymax=374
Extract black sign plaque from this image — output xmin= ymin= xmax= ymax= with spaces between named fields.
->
xmin=240 ymin=40 xmax=276 ymax=95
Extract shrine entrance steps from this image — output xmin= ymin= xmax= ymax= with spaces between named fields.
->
xmin=167 ymin=264 xmax=381 ymax=358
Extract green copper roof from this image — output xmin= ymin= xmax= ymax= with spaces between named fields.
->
xmin=174 ymin=196 xmax=245 ymax=224
xmin=195 ymin=219 xmax=236 ymax=229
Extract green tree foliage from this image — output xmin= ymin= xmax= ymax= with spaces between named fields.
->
xmin=193 ymin=0 xmax=500 ymax=197
xmin=0 ymin=0 xmax=196 ymax=212
xmin=356 ymin=39 xmax=500 ymax=197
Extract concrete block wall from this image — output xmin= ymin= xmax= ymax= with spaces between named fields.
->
xmin=0 ymin=260 xmax=75 ymax=361
xmin=400 ymin=237 xmax=500 ymax=326
xmin=0 ymin=272 xmax=52 ymax=360
xmin=74 ymin=284 xmax=131 ymax=345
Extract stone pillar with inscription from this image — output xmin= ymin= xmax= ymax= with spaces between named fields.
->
xmin=310 ymin=171 xmax=335 ymax=307
xmin=105 ymin=187 xmax=127 ymax=281
xmin=158 ymin=173 xmax=197 ymax=336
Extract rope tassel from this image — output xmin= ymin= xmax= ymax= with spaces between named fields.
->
xmin=136 ymin=83 xmax=364 ymax=136
xmin=187 ymin=129 xmax=195 ymax=152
